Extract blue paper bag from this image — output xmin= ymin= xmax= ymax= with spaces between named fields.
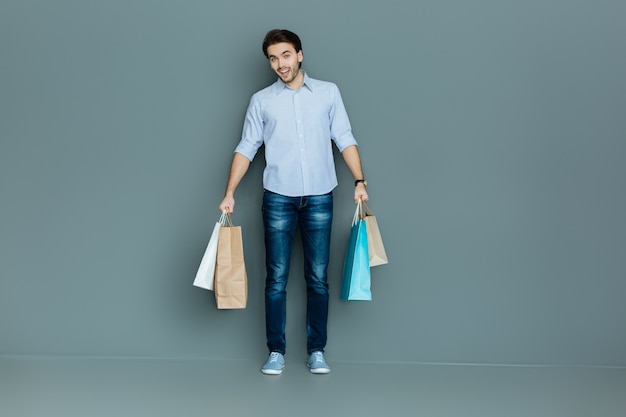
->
xmin=340 ymin=208 xmax=371 ymax=301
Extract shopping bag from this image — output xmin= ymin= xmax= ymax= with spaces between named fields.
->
xmin=214 ymin=214 xmax=248 ymax=309
xmin=193 ymin=212 xmax=227 ymax=291
xmin=362 ymin=201 xmax=388 ymax=267
xmin=340 ymin=201 xmax=371 ymax=301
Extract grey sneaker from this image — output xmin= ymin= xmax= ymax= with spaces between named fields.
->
xmin=261 ymin=352 xmax=285 ymax=375
xmin=307 ymin=351 xmax=330 ymax=374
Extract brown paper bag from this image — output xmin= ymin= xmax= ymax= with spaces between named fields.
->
xmin=363 ymin=202 xmax=388 ymax=267
xmin=214 ymin=220 xmax=248 ymax=309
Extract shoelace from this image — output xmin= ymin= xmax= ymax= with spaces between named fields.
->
xmin=269 ymin=352 xmax=281 ymax=363
xmin=312 ymin=352 xmax=324 ymax=363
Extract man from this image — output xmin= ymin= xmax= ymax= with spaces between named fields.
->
xmin=218 ymin=29 xmax=368 ymax=375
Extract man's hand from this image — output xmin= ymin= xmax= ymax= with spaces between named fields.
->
xmin=218 ymin=195 xmax=235 ymax=214
xmin=354 ymin=183 xmax=369 ymax=203
xmin=217 ymin=153 xmax=251 ymax=215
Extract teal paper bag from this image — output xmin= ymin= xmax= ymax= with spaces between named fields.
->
xmin=340 ymin=216 xmax=371 ymax=301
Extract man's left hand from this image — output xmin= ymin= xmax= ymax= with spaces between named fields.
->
xmin=354 ymin=183 xmax=369 ymax=203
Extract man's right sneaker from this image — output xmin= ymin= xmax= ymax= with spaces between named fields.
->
xmin=261 ymin=352 xmax=285 ymax=375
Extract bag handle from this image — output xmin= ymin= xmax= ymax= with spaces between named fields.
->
xmin=361 ymin=200 xmax=374 ymax=216
xmin=352 ymin=199 xmax=367 ymax=226
xmin=220 ymin=211 xmax=234 ymax=227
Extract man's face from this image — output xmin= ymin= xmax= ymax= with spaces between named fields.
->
xmin=266 ymin=42 xmax=303 ymax=86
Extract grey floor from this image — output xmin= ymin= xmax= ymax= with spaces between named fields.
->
xmin=1 ymin=356 xmax=625 ymax=417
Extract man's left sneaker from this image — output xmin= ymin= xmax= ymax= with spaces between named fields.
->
xmin=307 ymin=351 xmax=331 ymax=374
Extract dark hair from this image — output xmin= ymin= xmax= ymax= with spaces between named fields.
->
xmin=262 ymin=29 xmax=302 ymax=58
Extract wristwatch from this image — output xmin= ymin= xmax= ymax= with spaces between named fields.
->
xmin=354 ymin=179 xmax=367 ymax=187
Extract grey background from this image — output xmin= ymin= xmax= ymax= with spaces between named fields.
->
xmin=1 ymin=0 xmax=625 ymax=367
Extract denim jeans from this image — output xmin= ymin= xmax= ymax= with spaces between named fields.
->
xmin=262 ymin=190 xmax=333 ymax=355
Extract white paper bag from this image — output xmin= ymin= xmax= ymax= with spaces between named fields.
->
xmin=193 ymin=212 xmax=226 ymax=291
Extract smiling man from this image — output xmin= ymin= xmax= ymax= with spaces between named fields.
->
xmin=218 ymin=29 xmax=369 ymax=375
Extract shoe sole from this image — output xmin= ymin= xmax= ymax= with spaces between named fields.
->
xmin=261 ymin=368 xmax=284 ymax=375
xmin=308 ymin=366 xmax=330 ymax=374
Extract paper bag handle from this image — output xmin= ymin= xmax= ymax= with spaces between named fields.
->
xmin=220 ymin=211 xmax=234 ymax=227
xmin=361 ymin=200 xmax=374 ymax=216
xmin=352 ymin=199 xmax=367 ymax=226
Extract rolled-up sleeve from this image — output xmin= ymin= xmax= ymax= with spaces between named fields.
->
xmin=329 ymin=84 xmax=358 ymax=152
xmin=234 ymin=95 xmax=264 ymax=161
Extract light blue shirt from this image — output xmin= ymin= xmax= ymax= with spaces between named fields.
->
xmin=234 ymin=72 xmax=358 ymax=197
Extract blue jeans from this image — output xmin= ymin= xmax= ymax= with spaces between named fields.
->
xmin=262 ymin=190 xmax=333 ymax=355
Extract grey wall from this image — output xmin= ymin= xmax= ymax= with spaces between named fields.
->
xmin=1 ymin=0 xmax=625 ymax=366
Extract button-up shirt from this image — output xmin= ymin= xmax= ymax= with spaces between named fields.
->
xmin=234 ymin=72 xmax=358 ymax=197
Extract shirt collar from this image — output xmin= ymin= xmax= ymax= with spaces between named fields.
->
xmin=273 ymin=71 xmax=314 ymax=94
